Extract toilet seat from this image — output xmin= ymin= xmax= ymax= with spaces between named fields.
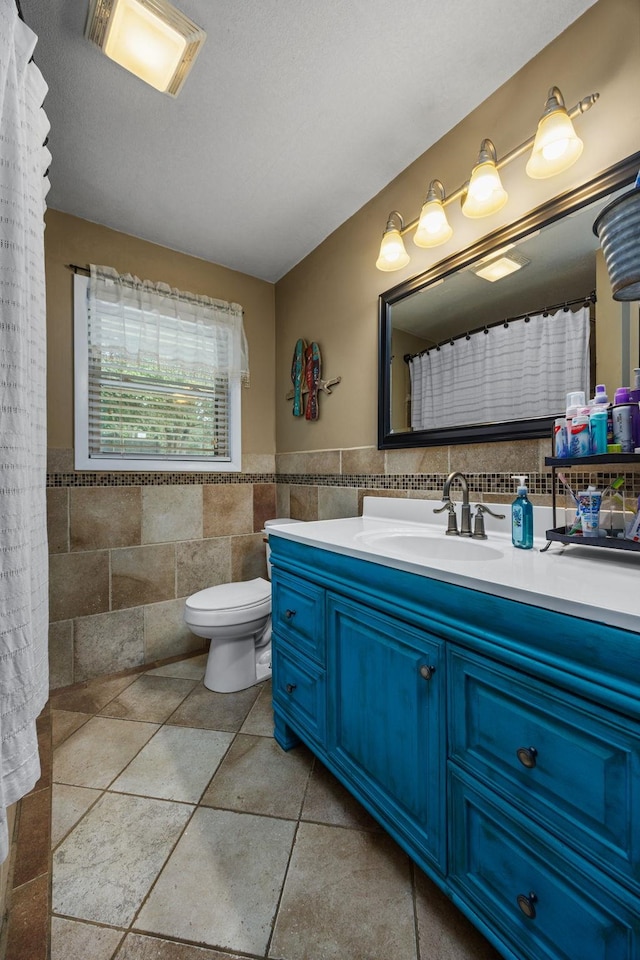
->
xmin=184 ymin=578 xmax=271 ymax=629
xmin=186 ymin=577 xmax=271 ymax=613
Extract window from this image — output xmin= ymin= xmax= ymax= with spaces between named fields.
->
xmin=74 ymin=266 xmax=248 ymax=471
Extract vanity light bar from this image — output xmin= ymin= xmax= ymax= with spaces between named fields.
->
xmin=376 ymin=86 xmax=599 ymax=272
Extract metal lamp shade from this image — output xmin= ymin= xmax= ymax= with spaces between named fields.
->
xmin=593 ymin=189 xmax=640 ymax=301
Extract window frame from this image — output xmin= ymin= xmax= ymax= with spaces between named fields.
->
xmin=73 ymin=274 xmax=242 ymax=472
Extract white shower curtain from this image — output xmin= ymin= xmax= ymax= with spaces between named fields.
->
xmin=409 ymin=305 xmax=590 ymax=431
xmin=0 ymin=1 xmax=50 ymax=863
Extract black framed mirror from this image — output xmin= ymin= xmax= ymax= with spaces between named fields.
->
xmin=378 ymin=152 xmax=640 ymax=449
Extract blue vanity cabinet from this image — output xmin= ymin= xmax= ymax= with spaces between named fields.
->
xmin=326 ymin=593 xmax=446 ymax=873
xmin=269 ymin=533 xmax=640 ymax=960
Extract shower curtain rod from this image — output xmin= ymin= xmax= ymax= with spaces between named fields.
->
xmin=403 ymin=290 xmax=596 ymax=363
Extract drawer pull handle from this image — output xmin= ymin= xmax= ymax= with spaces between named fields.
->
xmin=419 ymin=664 xmax=436 ymax=681
xmin=516 ymin=891 xmax=537 ymax=919
xmin=285 ymin=609 xmax=296 ymax=619
xmin=285 ymin=683 xmax=297 ymax=694
xmin=516 ymin=746 xmax=538 ymax=769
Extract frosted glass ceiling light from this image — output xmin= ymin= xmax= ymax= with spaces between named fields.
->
xmin=461 ymin=140 xmax=508 ymax=219
xmin=471 ymin=251 xmax=530 ymax=282
xmin=526 ymin=86 xmax=584 ymax=179
xmin=414 ymin=180 xmax=453 ymax=248
xmin=376 ymin=212 xmax=411 ymax=272
xmin=86 ymin=0 xmax=206 ymax=96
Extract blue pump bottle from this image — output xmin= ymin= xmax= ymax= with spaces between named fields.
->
xmin=511 ymin=475 xmax=533 ymax=549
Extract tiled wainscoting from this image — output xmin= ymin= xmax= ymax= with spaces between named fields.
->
xmin=46 ymin=442 xmax=640 ymax=690
xmin=47 ymin=441 xmax=551 ymax=687
xmin=47 ymin=451 xmax=279 ymax=689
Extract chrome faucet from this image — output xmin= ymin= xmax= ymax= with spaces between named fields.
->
xmin=435 ymin=471 xmax=472 ymax=537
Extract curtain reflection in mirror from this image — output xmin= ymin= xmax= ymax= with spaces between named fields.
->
xmin=408 ymin=306 xmax=590 ymax=430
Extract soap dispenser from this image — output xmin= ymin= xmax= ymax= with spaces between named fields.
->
xmin=511 ymin=475 xmax=533 ymax=550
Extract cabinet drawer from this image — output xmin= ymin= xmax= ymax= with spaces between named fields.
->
xmin=449 ymin=770 xmax=640 ymax=960
xmin=272 ymin=644 xmax=326 ymax=745
xmin=448 ymin=647 xmax=640 ymax=890
xmin=272 ymin=571 xmax=325 ymax=663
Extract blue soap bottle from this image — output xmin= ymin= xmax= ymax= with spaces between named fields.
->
xmin=511 ymin=475 xmax=533 ymax=550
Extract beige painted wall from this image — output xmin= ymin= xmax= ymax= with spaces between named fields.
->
xmin=274 ymin=0 xmax=640 ymax=454
xmin=45 ymin=210 xmax=276 ymax=458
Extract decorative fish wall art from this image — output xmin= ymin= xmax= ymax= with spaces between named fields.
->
xmin=287 ymin=339 xmax=341 ymax=420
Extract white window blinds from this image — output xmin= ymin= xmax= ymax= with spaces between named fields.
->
xmin=75 ymin=265 xmax=248 ymax=471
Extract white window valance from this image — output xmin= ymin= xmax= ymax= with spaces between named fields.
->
xmin=89 ymin=265 xmax=249 ymax=387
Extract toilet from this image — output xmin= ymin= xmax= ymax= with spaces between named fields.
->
xmin=183 ymin=518 xmax=300 ymax=693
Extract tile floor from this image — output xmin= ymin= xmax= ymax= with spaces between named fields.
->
xmin=12 ymin=654 xmax=502 ymax=960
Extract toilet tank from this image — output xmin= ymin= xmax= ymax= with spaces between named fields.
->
xmin=263 ymin=518 xmax=302 ymax=579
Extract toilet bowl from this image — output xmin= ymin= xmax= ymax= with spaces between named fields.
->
xmin=183 ymin=518 xmax=300 ymax=693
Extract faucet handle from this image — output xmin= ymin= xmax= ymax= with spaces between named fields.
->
xmin=472 ymin=504 xmax=506 ymax=540
xmin=434 ymin=501 xmax=459 ymax=536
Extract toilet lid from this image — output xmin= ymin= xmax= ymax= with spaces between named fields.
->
xmin=186 ymin=577 xmax=271 ymax=612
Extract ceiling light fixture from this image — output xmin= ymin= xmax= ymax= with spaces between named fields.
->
xmin=86 ymin=0 xmax=206 ymax=97
xmin=471 ymin=251 xmax=530 ymax=283
xmin=375 ymin=212 xmax=411 ymax=272
xmin=375 ymin=85 xmax=598 ymax=271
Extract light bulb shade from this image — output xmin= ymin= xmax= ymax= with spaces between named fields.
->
xmin=414 ymin=198 xmax=453 ymax=248
xmin=462 ymin=160 xmax=508 ymax=218
xmin=526 ymin=107 xmax=583 ymax=178
xmin=376 ymin=226 xmax=410 ymax=271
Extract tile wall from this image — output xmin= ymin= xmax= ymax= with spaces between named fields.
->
xmin=47 ymin=442 xmax=640 ymax=690
xmin=47 ymin=450 xmax=278 ymax=690
xmin=275 ymin=439 xmax=556 ymax=520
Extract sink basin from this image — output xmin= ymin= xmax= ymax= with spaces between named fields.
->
xmin=356 ymin=529 xmax=504 ymax=562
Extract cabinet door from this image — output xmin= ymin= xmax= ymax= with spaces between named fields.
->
xmin=327 ymin=593 xmax=446 ymax=872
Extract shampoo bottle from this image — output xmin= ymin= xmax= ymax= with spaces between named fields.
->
xmin=511 ymin=475 xmax=533 ymax=550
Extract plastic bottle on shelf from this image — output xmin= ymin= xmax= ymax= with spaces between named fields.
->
xmin=576 ymin=485 xmax=602 ymax=537
xmin=511 ymin=475 xmax=533 ymax=550
xmin=589 ymin=404 xmax=608 ymax=455
xmin=612 ymin=387 xmax=635 ymax=453
xmin=569 ymin=406 xmax=591 ymax=458
xmin=592 ymin=383 xmax=614 ymax=447
xmin=553 ymin=418 xmax=568 ymax=458
xmin=628 ymin=369 xmax=640 ymax=449
xmin=565 ymin=390 xmax=586 ymax=457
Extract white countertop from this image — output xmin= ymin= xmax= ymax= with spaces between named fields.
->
xmin=268 ymin=498 xmax=640 ymax=634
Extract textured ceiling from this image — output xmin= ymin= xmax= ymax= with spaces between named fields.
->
xmin=24 ymin=0 xmax=597 ymax=282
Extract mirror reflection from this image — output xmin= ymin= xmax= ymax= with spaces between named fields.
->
xmin=379 ymin=155 xmax=640 ymax=449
